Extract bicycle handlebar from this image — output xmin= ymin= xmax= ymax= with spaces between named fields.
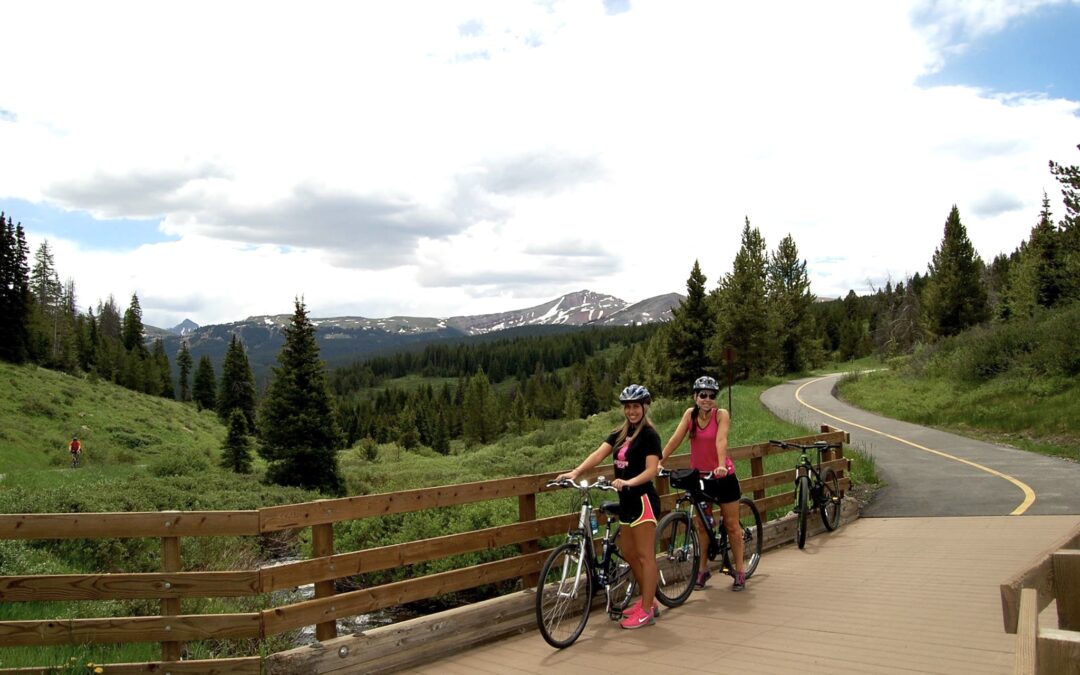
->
xmin=545 ymin=476 xmax=619 ymax=492
xmin=657 ymin=468 xmax=717 ymax=480
xmin=768 ymin=439 xmax=841 ymax=451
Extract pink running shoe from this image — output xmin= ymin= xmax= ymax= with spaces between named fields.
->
xmin=619 ymin=605 xmax=655 ymax=630
xmin=621 ymin=599 xmax=660 ymax=619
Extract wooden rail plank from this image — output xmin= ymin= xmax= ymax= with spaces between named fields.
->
xmin=261 ymin=514 xmax=575 ymax=591
xmin=1053 ymin=549 xmax=1080 ymax=631
xmin=1014 ymin=587 xmax=1038 ymax=675
xmin=1038 ymin=628 xmax=1080 ymax=675
xmin=0 ymin=511 xmax=259 ymax=540
xmin=0 ymin=571 xmax=260 ymax=601
xmin=1000 ymin=521 xmax=1080 ymax=633
xmin=262 ymin=551 xmax=549 ymax=636
xmin=0 ymin=657 xmax=264 ymax=674
xmin=0 ymin=613 xmax=261 ymax=646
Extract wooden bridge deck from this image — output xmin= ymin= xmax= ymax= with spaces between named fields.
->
xmin=406 ymin=515 xmax=1080 ymax=674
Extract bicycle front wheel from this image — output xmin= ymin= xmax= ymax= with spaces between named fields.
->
xmin=795 ymin=475 xmax=810 ymax=549
xmin=654 ymin=510 xmax=698 ymax=607
xmin=733 ymin=497 xmax=763 ymax=578
xmin=536 ymin=541 xmax=593 ymax=649
xmin=820 ymin=467 xmax=842 ymax=531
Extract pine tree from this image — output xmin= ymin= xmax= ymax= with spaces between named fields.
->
xmin=192 ymin=355 xmax=217 ymax=411
xmin=1006 ymin=194 xmax=1066 ymax=316
xmin=121 ymin=294 xmax=147 ymax=355
xmin=220 ymin=409 xmax=254 ymax=473
xmin=1049 ymin=145 xmax=1080 ymax=302
xmin=923 ymin=205 xmax=990 ymax=337
xmin=257 ymin=298 xmax=344 ymax=494
xmin=0 ymin=214 xmax=32 ymax=363
xmin=152 ymin=338 xmax=174 ymax=399
xmin=29 ymin=241 xmax=63 ymax=364
xmin=217 ymin=334 xmax=257 ymax=429
xmin=177 ymin=341 xmax=193 ymax=402
xmin=712 ymin=218 xmax=771 ymax=379
xmin=767 ymin=234 xmax=816 ymax=373
xmin=462 ymin=369 xmax=498 ymax=444
xmin=666 ymin=260 xmax=715 ymax=388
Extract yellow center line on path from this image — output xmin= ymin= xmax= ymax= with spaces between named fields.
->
xmin=794 ymin=375 xmax=1036 ymax=516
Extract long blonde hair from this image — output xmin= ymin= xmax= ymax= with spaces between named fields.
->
xmin=611 ymin=403 xmax=655 ymax=450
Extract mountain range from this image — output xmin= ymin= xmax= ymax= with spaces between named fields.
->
xmin=149 ymin=290 xmax=683 ymax=383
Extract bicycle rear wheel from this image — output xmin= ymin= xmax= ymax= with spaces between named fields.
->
xmin=654 ymin=510 xmax=698 ymax=607
xmin=728 ymin=497 xmax=762 ymax=578
xmin=604 ymin=553 xmax=636 ymax=619
xmin=819 ymin=467 xmax=842 ymax=531
xmin=795 ymin=475 xmax=810 ymax=549
xmin=536 ymin=541 xmax=593 ymax=648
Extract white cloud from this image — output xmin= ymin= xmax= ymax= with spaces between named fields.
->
xmin=3 ymin=0 xmax=1079 ymax=327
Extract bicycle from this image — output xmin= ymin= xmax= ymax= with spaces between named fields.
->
xmin=70 ymin=451 xmax=81 ymax=469
xmin=535 ymin=476 xmax=640 ymax=649
xmin=769 ymin=439 xmax=843 ymax=548
xmin=656 ymin=468 xmax=762 ymax=602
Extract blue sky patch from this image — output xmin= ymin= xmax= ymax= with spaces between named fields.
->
xmin=918 ymin=4 xmax=1080 ymax=101
xmin=0 ymin=198 xmax=176 ymax=250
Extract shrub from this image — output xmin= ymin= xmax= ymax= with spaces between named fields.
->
xmin=149 ymin=450 xmax=210 ymax=477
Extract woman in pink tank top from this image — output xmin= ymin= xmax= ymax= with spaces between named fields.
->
xmin=660 ymin=375 xmax=746 ymax=591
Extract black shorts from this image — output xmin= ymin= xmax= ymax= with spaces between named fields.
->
xmin=618 ymin=489 xmax=660 ymax=527
xmin=701 ymin=473 xmax=742 ymax=505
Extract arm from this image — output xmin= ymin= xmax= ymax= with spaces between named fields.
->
xmin=660 ymin=409 xmax=692 ymax=464
xmin=557 ymin=442 xmax=614 ymax=481
xmin=613 ymin=453 xmax=660 ymax=491
xmin=713 ymin=408 xmax=732 ymax=476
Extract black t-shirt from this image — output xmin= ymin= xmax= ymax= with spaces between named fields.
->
xmin=605 ymin=425 xmax=661 ymax=497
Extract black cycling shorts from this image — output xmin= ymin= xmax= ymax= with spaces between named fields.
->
xmin=618 ymin=489 xmax=661 ymax=527
xmin=701 ymin=473 xmax=742 ymax=505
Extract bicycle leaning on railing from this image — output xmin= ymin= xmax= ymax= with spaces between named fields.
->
xmin=535 ymin=476 xmax=639 ymax=648
xmin=768 ymin=439 xmax=843 ymax=548
xmin=655 ymin=468 xmax=763 ymax=602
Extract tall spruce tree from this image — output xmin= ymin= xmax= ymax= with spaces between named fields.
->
xmin=0 ymin=214 xmax=32 ymax=363
xmin=220 ymin=409 xmax=254 ymax=473
xmin=1006 ymin=194 xmax=1066 ymax=316
xmin=257 ymin=298 xmax=343 ymax=494
xmin=218 ymin=334 xmax=257 ymax=429
xmin=151 ymin=338 xmax=174 ymax=399
xmin=923 ymin=205 xmax=989 ymax=337
xmin=462 ymin=369 xmax=499 ymax=444
xmin=665 ymin=260 xmax=714 ymax=389
xmin=192 ymin=355 xmax=217 ymax=411
xmin=767 ymin=234 xmax=816 ymax=373
xmin=1049 ymin=144 xmax=1080 ymax=302
xmin=121 ymin=294 xmax=147 ymax=355
xmin=712 ymin=218 xmax=771 ymax=379
xmin=177 ymin=341 xmax=193 ymax=402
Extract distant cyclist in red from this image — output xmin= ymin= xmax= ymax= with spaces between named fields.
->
xmin=69 ymin=436 xmax=81 ymax=458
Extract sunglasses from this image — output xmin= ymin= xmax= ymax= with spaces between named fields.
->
xmin=697 ymin=392 xmax=717 ymax=400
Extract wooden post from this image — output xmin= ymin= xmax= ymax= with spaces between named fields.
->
xmin=750 ymin=456 xmax=765 ymax=501
xmin=1014 ymin=587 xmax=1038 ymax=675
xmin=161 ymin=526 xmax=182 ymax=662
xmin=312 ymin=523 xmax=337 ymax=642
xmin=1053 ymin=550 xmax=1080 ymax=631
xmin=518 ymin=493 xmax=539 ymax=588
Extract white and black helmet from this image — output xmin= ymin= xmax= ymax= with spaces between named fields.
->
xmin=693 ymin=375 xmax=720 ymax=392
xmin=618 ymin=384 xmax=652 ymax=404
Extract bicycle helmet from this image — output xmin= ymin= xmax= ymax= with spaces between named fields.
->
xmin=693 ymin=375 xmax=719 ymax=392
xmin=618 ymin=384 xmax=651 ymax=404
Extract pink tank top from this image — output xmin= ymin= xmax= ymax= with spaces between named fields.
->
xmin=689 ymin=409 xmax=735 ymax=475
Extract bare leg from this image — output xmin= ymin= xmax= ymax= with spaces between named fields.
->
xmin=694 ymin=509 xmax=711 ymax=572
xmin=623 ymin=521 xmax=658 ymax=610
xmin=720 ymin=500 xmax=743 ymax=574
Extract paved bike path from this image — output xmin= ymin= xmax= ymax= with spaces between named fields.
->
xmin=760 ymin=373 xmax=1080 ymax=517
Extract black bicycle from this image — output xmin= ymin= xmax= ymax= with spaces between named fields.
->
xmin=769 ymin=440 xmax=843 ymax=548
xmin=535 ymin=476 xmax=639 ymax=648
xmin=70 ymin=452 xmax=81 ymax=469
xmin=655 ymin=469 xmax=763 ymax=602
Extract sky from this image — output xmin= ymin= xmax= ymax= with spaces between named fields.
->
xmin=2 ymin=1 xmax=1079 ymax=329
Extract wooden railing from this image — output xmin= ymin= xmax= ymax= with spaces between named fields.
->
xmin=0 ymin=427 xmax=849 ymax=674
xmin=1000 ymin=521 xmax=1080 ymax=674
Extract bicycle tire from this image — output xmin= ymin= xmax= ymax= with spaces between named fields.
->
xmin=819 ymin=467 xmax=842 ymax=531
xmin=536 ymin=541 xmax=593 ymax=648
xmin=654 ymin=510 xmax=698 ymax=608
xmin=795 ymin=475 xmax=810 ymax=549
xmin=725 ymin=497 xmax=762 ymax=578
